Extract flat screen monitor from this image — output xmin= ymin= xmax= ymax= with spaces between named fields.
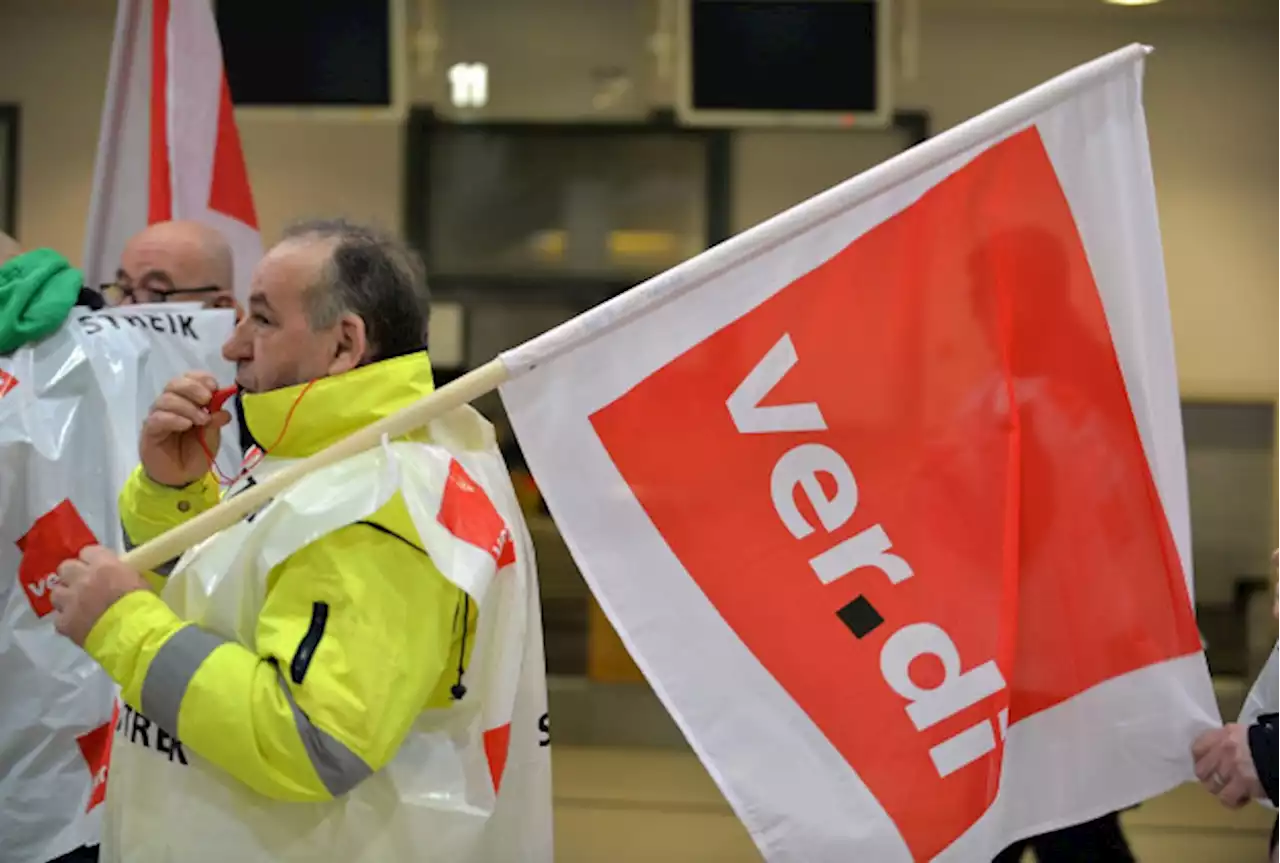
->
xmin=677 ymin=0 xmax=892 ymax=129
xmin=216 ymin=0 xmax=404 ymax=115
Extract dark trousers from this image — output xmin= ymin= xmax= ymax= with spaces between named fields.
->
xmin=994 ymin=812 xmax=1135 ymax=863
xmin=49 ymin=846 xmax=99 ymax=863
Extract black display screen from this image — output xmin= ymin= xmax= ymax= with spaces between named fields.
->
xmin=691 ymin=0 xmax=879 ymax=113
xmin=216 ymin=0 xmax=391 ymax=106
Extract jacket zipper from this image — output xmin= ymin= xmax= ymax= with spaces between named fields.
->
xmin=290 ymin=602 xmax=330 ymax=685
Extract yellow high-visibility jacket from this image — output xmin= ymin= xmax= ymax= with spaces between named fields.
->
xmin=84 ymin=351 xmax=476 ymax=802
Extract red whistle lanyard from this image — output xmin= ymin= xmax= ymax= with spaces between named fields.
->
xmin=199 ymin=381 xmax=316 ymax=486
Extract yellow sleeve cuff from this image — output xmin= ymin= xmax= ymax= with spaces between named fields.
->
xmin=120 ymin=466 xmax=220 ymax=548
xmin=83 ymin=589 xmax=187 ymax=708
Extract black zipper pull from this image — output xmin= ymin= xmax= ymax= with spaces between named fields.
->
xmin=291 ymin=601 xmax=330 ymax=685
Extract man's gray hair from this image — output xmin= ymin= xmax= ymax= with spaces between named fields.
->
xmin=282 ymin=218 xmax=429 ymax=363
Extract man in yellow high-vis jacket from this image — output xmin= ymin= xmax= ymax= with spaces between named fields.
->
xmin=49 ymin=219 xmax=477 ymax=806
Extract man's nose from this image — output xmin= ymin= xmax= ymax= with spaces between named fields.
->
xmin=221 ymin=319 xmax=251 ymax=363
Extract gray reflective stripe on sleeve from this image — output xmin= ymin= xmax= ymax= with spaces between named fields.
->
xmin=275 ymin=671 xmax=373 ymax=797
xmin=140 ymin=625 xmax=228 ymax=738
xmin=121 ymin=521 xmax=180 ymax=577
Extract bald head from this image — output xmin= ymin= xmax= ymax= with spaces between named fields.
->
xmin=116 ymin=220 xmax=235 ymax=307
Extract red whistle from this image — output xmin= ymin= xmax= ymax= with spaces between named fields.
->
xmin=208 ymin=385 xmax=238 ymax=413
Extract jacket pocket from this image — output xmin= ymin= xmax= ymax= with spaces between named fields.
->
xmin=291 ymin=602 xmax=330 ymax=685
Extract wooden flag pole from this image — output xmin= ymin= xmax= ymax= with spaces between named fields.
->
xmin=119 ymin=359 xmax=511 ymax=573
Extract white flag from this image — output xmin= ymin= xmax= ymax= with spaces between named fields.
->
xmin=82 ymin=0 xmax=261 ymax=299
xmin=498 ymin=45 xmax=1219 ymax=861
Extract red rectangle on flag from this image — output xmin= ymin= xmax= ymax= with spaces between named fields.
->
xmin=590 ymin=128 xmax=1201 ymax=860
xmin=438 ymin=459 xmax=516 ymax=568
xmin=16 ymin=500 xmax=98 ymax=618
xmin=0 ymin=369 xmax=17 ymax=398
xmin=76 ymin=702 xmax=118 ymax=812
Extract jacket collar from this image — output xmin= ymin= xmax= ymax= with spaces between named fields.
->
xmin=240 ymin=351 xmax=435 ymax=459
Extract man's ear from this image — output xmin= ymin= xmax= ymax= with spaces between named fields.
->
xmin=328 ymin=312 xmax=369 ymax=375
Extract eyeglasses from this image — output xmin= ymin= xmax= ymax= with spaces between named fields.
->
xmin=102 ymin=272 xmax=225 ymax=307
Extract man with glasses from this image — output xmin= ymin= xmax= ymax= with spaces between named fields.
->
xmin=102 ymin=220 xmax=236 ymax=310
xmin=103 ymin=219 xmax=256 ymax=458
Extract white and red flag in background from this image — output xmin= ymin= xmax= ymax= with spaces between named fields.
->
xmin=82 ymin=0 xmax=260 ymax=298
xmin=1 ymin=3 xmax=254 ymax=861
xmin=499 ymin=44 xmax=1219 ymax=861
